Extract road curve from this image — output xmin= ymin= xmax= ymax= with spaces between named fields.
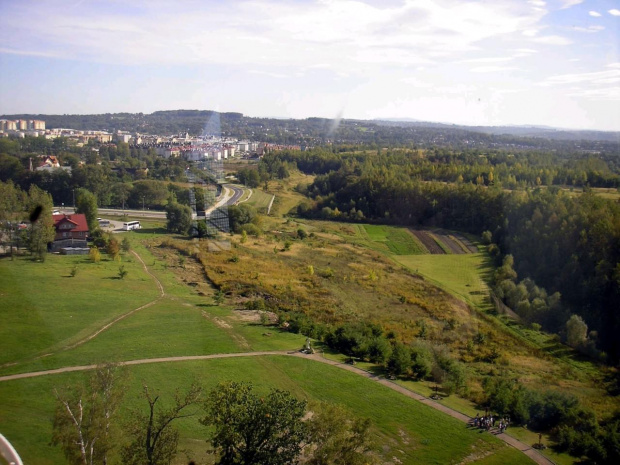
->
xmin=0 ymin=351 xmax=553 ymax=465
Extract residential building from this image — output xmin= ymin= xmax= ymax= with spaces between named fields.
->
xmin=51 ymin=214 xmax=89 ymax=251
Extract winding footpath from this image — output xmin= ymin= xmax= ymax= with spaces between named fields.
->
xmin=0 ymin=250 xmax=553 ymax=465
xmin=0 ymin=351 xmax=553 ymax=465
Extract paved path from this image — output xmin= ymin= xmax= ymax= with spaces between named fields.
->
xmin=0 ymin=351 xmax=553 ymax=465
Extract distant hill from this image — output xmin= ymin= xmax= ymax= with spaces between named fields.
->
xmin=374 ymin=119 xmax=620 ymax=143
xmin=2 ymin=110 xmax=619 ymax=150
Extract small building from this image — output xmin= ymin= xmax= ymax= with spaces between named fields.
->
xmin=51 ymin=214 xmax=89 ymax=252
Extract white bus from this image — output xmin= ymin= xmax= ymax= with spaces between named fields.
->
xmin=123 ymin=221 xmax=141 ymax=231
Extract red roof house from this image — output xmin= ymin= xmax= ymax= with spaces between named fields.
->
xmin=51 ymin=214 xmax=89 ymax=251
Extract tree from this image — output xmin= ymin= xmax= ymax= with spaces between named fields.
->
xmin=27 ymin=185 xmax=55 ymax=261
xmin=76 ymin=188 xmax=99 ymax=232
xmin=165 ymin=198 xmax=193 ymax=234
xmin=201 ymin=381 xmax=309 ymax=465
xmin=121 ymin=383 xmax=203 ymax=465
xmin=118 ymin=265 xmax=128 ymax=280
xmin=121 ymin=236 xmax=131 ymax=252
xmin=386 ymin=342 xmax=411 ymax=376
xmin=306 ymin=402 xmax=375 ymax=465
xmin=228 ymin=204 xmax=257 ymax=233
xmin=566 ymin=314 xmax=588 ymax=348
xmin=52 ymin=364 xmax=124 ymax=465
xmin=107 ymin=238 xmax=120 ymax=261
xmin=0 ymin=181 xmax=26 ymax=256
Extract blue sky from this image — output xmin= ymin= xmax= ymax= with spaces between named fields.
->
xmin=0 ymin=0 xmax=619 ymax=130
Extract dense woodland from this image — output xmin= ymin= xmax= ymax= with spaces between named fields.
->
xmin=0 ymin=137 xmax=195 ymax=210
xmin=259 ymin=148 xmax=620 ymax=364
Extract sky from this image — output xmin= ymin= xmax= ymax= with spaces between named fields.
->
xmin=0 ymin=0 xmax=619 ymax=131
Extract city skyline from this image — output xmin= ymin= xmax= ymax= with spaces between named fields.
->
xmin=1 ymin=0 xmax=619 ymax=131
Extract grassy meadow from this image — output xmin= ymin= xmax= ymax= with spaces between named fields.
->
xmin=0 ymin=357 xmax=531 ymax=465
xmin=0 ymin=196 xmax=611 ymax=465
xmin=240 ymin=188 xmax=274 ymax=212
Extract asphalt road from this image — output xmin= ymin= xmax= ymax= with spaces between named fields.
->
xmin=55 ymin=184 xmax=245 ymax=220
xmin=227 ymin=184 xmax=244 ymax=204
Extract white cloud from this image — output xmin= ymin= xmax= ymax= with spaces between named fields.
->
xmin=589 ymin=11 xmax=602 ymax=17
xmin=0 ymin=0 xmax=552 ymax=73
xmin=533 ymin=35 xmax=572 ymax=45
xmin=573 ymin=25 xmax=605 ymax=33
xmin=248 ymin=70 xmax=290 ymax=79
xmin=559 ymin=0 xmax=583 ymax=9
xmin=461 ymin=57 xmax=514 ymax=64
xmin=528 ymin=0 xmax=546 ymax=7
xmin=0 ymin=47 xmax=63 ymax=58
xmin=542 ymin=68 xmax=620 ymax=85
xmin=607 ymin=63 xmax=620 ymax=68
xmin=609 ymin=9 xmax=620 ymax=16
xmin=470 ymin=66 xmax=518 ymax=73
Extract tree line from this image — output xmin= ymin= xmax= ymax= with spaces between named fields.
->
xmin=52 ymin=364 xmax=375 ymax=465
xmin=258 ymin=150 xmax=620 ymax=362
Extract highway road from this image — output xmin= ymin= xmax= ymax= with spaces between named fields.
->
xmin=55 ymin=184 xmax=245 ymax=220
xmin=226 ymin=184 xmax=244 ymax=205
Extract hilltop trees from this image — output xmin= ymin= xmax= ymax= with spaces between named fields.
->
xmin=75 ymin=188 xmax=99 ymax=232
xmin=202 ymin=381 xmax=308 ymax=465
xmin=26 ymin=185 xmax=55 ymax=261
xmin=165 ymin=194 xmax=193 ymax=234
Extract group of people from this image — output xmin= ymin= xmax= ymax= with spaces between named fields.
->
xmin=471 ymin=412 xmax=510 ymax=433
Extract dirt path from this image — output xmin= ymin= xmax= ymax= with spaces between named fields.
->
xmin=2 ymin=250 xmax=167 ymax=366
xmin=60 ymin=250 xmax=165 ymax=352
xmin=0 ymin=351 xmax=553 ymax=465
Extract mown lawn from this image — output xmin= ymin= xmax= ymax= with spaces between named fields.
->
xmin=0 ymin=253 xmax=159 ymax=366
xmin=242 ymin=188 xmax=274 ymax=212
xmin=0 ymin=242 xmax=307 ymax=376
xmin=0 ymin=356 xmax=532 ymax=465
xmin=393 ymin=252 xmax=493 ymax=310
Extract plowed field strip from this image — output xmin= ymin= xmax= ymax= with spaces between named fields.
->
xmin=453 ymin=233 xmax=479 ymax=253
xmin=433 ymin=232 xmax=465 ymax=254
xmin=412 ymin=230 xmax=444 ymax=254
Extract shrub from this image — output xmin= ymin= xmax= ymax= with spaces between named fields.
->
xmin=118 ymin=265 xmax=128 ymax=280
xmin=89 ymin=247 xmax=101 ymax=263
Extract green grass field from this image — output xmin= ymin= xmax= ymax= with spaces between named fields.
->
xmin=0 ymin=253 xmax=159 ymax=366
xmin=393 ymin=252 xmax=493 ymax=310
xmin=356 ymin=224 xmax=427 ymax=255
xmin=242 ymin=188 xmax=274 ymax=212
xmin=0 ymin=240 xmax=538 ymax=464
xmin=0 ymin=357 xmax=532 ymax=465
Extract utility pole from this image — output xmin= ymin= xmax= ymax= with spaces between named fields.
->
xmin=72 ymin=189 xmax=75 ymax=211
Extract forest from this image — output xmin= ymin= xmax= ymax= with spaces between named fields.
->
xmin=259 ymin=148 xmax=620 ymax=362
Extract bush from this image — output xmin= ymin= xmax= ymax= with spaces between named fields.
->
xmin=118 ymin=265 xmax=128 ymax=280
xmin=89 ymin=247 xmax=101 ymax=263
xmin=121 ymin=237 xmax=131 ymax=252
xmin=240 ymin=223 xmax=262 ymax=237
